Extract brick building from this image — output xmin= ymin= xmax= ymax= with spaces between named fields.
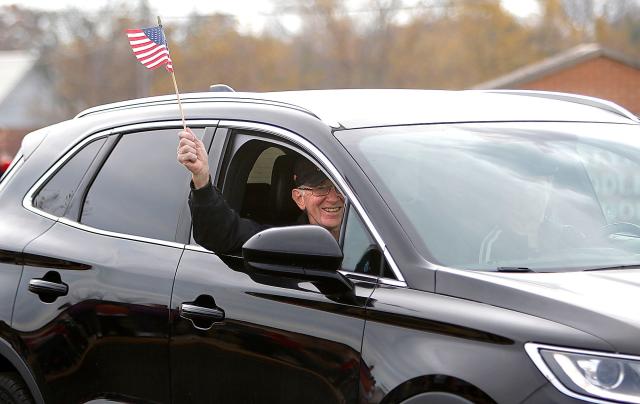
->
xmin=473 ymin=43 xmax=640 ymax=116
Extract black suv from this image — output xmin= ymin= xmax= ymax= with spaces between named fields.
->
xmin=1 ymin=89 xmax=640 ymax=404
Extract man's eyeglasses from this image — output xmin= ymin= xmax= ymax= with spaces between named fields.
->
xmin=298 ymin=184 xmax=343 ymax=197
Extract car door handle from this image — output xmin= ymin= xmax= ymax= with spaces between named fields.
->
xmin=28 ymin=279 xmax=68 ymax=296
xmin=179 ymin=303 xmax=225 ymax=321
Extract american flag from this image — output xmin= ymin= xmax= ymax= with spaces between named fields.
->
xmin=126 ymin=25 xmax=173 ymax=72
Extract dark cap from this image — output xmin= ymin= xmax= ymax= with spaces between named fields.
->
xmin=293 ymin=158 xmax=327 ymax=187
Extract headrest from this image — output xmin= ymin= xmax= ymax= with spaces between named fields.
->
xmin=268 ymin=155 xmax=301 ymax=224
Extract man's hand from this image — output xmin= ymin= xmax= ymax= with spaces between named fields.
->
xmin=177 ymin=128 xmax=210 ymax=189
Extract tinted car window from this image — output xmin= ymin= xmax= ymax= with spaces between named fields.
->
xmin=81 ymin=129 xmax=190 ymax=242
xmin=342 ymin=206 xmax=381 ymax=275
xmin=33 ymin=138 xmax=106 ymax=217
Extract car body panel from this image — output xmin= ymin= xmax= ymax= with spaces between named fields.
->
xmin=437 ymin=268 xmax=640 ymax=354
xmin=170 ymin=248 xmax=376 ymax=403
xmin=76 ymin=90 xmax=638 ymax=129
xmin=11 ymin=222 xmax=180 ymax=403
xmin=361 ymin=284 xmax=611 ymax=403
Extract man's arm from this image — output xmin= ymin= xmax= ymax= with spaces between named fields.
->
xmin=178 ymin=128 xmax=267 ymax=254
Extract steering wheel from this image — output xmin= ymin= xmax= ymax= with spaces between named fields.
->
xmin=600 ymin=222 xmax=640 ymax=238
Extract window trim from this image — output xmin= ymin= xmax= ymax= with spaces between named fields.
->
xmin=188 ymin=120 xmax=406 ymax=285
xmin=0 ymin=155 xmax=24 ymax=192
xmin=24 ymin=130 xmax=112 ymax=223
xmin=23 ymin=120 xmax=219 ymax=249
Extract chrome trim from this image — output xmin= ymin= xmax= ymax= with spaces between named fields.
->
xmin=28 ymin=279 xmax=68 ymax=294
xmin=378 ymin=277 xmax=407 ymax=287
xmin=23 ymin=120 xmax=220 ymax=249
xmin=341 ymin=270 xmax=406 ymax=287
xmin=58 ymin=218 xmax=184 ymax=249
xmin=75 ymin=93 xmax=316 ymax=121
xmin=185 ymin=244 xmax=210 ymax=253
xmin=0 ymin=156 xmax=24 ymax=193
xmin=340 ymin=271 xmax=378 ymax=283
xmin=180 ymin=303 xmax=224 ymax=320
xmin=219 ymin=120 xmax=406 ymax=284
xmin=525 ymin=342 xmax=640 ymax=404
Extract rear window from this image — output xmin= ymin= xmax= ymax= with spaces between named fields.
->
xmin=80 ymin=129 xmax=192 ymax=242
xmin=33 ymin=138 xmax=106 ymax=217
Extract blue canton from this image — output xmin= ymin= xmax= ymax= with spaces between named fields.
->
xmin=141 ymin=26 xmax=166 ymax=46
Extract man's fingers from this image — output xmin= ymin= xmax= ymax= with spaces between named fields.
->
xmin=178 ymin=134 xmax=196 ymax=146
xmin=177 ymin=147 xmax=198 ymax=161
xmin=178 ymin=140 xmax=199 ymax=156
xmin=178 ymin=144 xmax=197 ymax=156
xmin=177 ymin=151 xmax=197 ymax=164
xmin=179 ymin=127 xmax=198 ymax=141
xmin=177 ymin=128 xmax=207 ymax=173
xmin=179 ymin=134 xmax=204 ymax=152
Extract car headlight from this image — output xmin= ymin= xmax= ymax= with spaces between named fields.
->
xmin=526 ymin=343 xmax=640 ymax=403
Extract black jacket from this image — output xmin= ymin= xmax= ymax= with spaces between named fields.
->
xmin=189 ymin=181 xmax=307 ymax=254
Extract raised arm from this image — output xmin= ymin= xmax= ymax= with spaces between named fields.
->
xmin=177 ymin=128 xmax=267 ymax=254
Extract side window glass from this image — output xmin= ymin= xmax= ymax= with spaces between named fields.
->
xmin=33 ymin=138 xmax=106 ymax=217
xmin=81 ymin=129 xmax=193 ymax=242
xmin=342 ymin=206 xmax=382 ymax=276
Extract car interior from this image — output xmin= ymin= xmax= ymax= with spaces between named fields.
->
xmin=224 ymin=141 xmax=305 ymax=226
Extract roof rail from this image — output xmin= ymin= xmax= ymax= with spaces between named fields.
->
xmin=210 ymin=84 xmax=235 ymax=92
xmin=484 ymin=90 xmax=639 ymax=122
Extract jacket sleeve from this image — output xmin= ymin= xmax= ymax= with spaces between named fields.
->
xmin=188 ymin=180 xmax=268 ymax=254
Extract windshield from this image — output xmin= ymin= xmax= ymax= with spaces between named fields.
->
xmin=337 ymin=122 xmax=640 ymax=272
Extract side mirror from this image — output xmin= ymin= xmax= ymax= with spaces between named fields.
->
xmin=242 ymin=225 xmax=353 ymax=294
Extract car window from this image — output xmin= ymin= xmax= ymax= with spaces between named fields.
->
xmin=341 ymin=206 xmax=383 ymax=276
xmin=81 ymin=129 xmax=191 ymax=242
xmin=33 ymin=138 xmax=107 ymax=217
xmin=221 ymin=136 xmax=299 ymax=225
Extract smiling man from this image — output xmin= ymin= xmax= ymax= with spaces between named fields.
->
xmin=177 ymin=128 xmax=345 ymax=254
xmin=290 ymin=158 xmax=344 ymax=240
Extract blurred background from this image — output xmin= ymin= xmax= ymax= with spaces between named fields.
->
xmin=0 ymin=0 xmax=639 ymax=164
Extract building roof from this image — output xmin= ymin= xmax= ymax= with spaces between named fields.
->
xmin=472 ymin=43 xmax=640 ymax=90
xmin=75 ymin=89 xmax=639 ymax=129
xmin=0 ymin=51 xmax=38 ymax=102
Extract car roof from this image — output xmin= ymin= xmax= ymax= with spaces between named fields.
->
xmin=75 ymin=89 xmax=639 ymax=129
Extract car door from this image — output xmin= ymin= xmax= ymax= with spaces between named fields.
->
xmin=11 ymin=125 xmax=208 ymax=404
xmin=170 ymin=123 xmax=380 ymax=403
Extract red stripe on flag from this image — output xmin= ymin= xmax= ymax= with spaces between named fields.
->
xmin=134 ymin=45 xmax=164 ymax=57
xmin=141 ymin=50 xmax=169 ymax=66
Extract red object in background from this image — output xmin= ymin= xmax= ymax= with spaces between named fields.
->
xmin=0 ymin=159 xmax=11 ymax=174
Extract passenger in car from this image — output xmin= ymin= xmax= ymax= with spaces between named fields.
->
xmin=177 ymin=128 xmax=345 ymax=254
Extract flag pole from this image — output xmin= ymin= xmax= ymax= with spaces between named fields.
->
xmin=171 ymin=70 xmax=187 ymax=131
xmin=158 ymin=16 xmax=186 ymax=131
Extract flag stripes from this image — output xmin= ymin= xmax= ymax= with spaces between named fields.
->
xmin=126 ymin=27 xmax=173 ymax=72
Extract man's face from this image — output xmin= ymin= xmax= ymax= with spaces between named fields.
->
xmin=292 ymin=179 xmax=345 ymax=235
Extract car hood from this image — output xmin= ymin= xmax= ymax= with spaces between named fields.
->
xmin=436 ymin=268 xmax=640 ymax=354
